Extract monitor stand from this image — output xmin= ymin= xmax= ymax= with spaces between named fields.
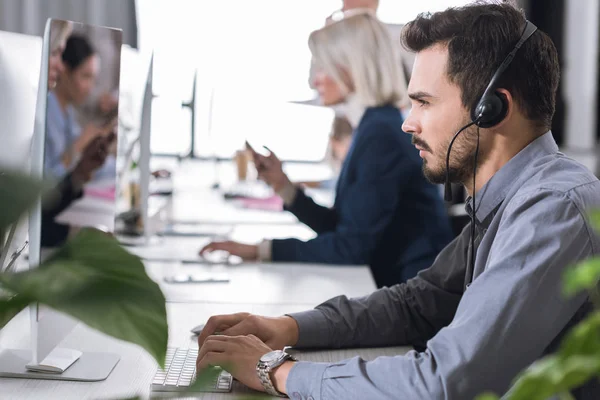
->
xmin=0 ymin=348 xmax=119 ymax=381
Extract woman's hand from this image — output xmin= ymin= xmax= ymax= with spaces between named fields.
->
xmin=246 ymin=144 xmax=292 ymax=193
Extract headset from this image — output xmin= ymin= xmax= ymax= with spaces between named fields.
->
xmin=443 ymin=20 xmax=538 ymax=288
xmin=444 ymin=20 xmax=538 ymax=202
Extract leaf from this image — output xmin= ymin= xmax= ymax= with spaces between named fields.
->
xmin=588 ymin=210 xmax=600 ymax=234
xmin=502 ymin=312 xmax=600 ymax=400
xmin=474 ymin=393 xmax=500 ymax=400
xmin=0 ymin=228 xmax=168 ymax=368
xmin=187 ymin=366 xmax=225 ymax=392
xmin=563 ymin=258 xmax=600 ymax=296
xmin=558 ymin=312 xmax=600 ymax=359
xmin=505 ymin=355 xmax=600 ymax=400
xmin=0 ymin=290 xmax=31 ymax=327
xmin=0 ymin=170 xmax=47 ymax=231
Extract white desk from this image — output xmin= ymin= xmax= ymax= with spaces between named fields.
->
xmin=145 ymin=261 xmax=375 ymax=305
xmin=0 ymin=159 xmax=388 ymax=398
xmin=167 ymin=189 xmax=298 ymax=225
xmin=164 ymin=159 xmax=334 ymax=225
xmin=0 ymin=303 xmax=409 ymax=400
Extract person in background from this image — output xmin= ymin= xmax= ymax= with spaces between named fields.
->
xmin=328 ymin=115 xmax=353 ymax=168
xmin=194 ymin=3 xmax=600 ymax=398
xmin=45 ymin=34 xmax=115 ymax=182
xmin=41 ymin=24 xmax=115 ymax=247
xmin=48 ymin=20 xmax=72 ymax=90
xmin=201 ymin=10 xmax=452 ymax=287
xmin=314 ymin=0 xmax=415 ymax=92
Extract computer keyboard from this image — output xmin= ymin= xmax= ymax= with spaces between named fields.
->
xmin=151 ymin=347 xmax=233 ymax=393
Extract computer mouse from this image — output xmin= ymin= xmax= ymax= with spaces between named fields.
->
xmin=190 ymin=323 xmax=205 ymax=335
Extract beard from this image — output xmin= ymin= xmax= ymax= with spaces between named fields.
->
xmin=421 ymin=122 xmax=485 ymax=185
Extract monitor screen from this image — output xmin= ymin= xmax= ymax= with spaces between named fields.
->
xmin=40 ymin=20 xmax=122 ymax=249
xmin=0 ymin=31 xmax=42 ymax=270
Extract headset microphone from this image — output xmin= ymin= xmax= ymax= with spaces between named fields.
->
xmin=444 ymin=120 xmax=478 ymax=202
xmin=441 ymin=20 xmax=537 ymax=289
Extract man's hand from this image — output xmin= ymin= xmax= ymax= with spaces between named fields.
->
xmin=196 ymin=334 xmax=273 ymax=393
xmin=197 ymin=313 xmax=299 ymax=352
xmin=199 ymin=241 xmax=258 ymax=261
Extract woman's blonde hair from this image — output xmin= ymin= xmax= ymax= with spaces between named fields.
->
xmin=309 ymin=10 xmax=408 ymax=108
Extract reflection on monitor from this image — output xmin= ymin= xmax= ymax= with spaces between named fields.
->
xmin=0 ymin=19 xmax=122 ymax=382
xmin=40 ymin=21 xmax=123 ymax=248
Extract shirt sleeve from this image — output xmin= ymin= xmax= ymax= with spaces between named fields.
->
xmin=288 ymin=223 xmax=469 ymax=350
xmin=257 ymin=240 xmax=272 ymax=262
xmin=44 ymin=110 xmax=68 ymax=180
xmin=286 ymin=191 xmax=593 ymax=399
xmin=272 ymin=123 xmax=415 ymax=265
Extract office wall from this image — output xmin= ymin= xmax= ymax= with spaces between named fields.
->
xmin=0 ymin=0 xmax=137 ymax=48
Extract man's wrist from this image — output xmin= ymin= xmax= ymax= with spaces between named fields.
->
xmin=281 ymin=316 xmax=300 ymax=346
xmin=270 ymin=360 xmax=296 ymax=396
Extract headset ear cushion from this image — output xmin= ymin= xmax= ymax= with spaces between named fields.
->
xmin=474 ymin=92 xmax=509 ymax=128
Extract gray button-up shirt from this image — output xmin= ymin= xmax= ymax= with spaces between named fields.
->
xmin=287 ymin=131 xmax=600 ymax=399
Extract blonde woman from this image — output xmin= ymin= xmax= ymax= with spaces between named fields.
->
xmin=201 ymin=10 xmax=452 ymax=287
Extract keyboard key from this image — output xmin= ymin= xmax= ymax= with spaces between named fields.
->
xmin=151 ymin=347 xmax=232 ymax=393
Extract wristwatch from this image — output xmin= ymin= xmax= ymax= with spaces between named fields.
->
xmin=256 ymin=350 xmax=297 ymax=397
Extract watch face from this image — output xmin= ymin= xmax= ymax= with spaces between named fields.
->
xmin=260 ymin=350 xmax=284 ymax=364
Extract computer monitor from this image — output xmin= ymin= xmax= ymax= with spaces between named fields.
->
xmin=0 ymin=19 xmax=122 ymax=381
xmin=115 ymin=54 xmax=155 ymax=245
xmin=0 ymin=31 xmax=42 ymax=271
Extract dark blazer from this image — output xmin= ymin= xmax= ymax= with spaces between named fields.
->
xmin=271 ymin=105 xmax=453 ymax=287
xmin=41 ymin=173 xmax=83 ymax=247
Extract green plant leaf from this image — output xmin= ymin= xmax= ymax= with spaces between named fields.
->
xmin=588 ymin=210 xmax=600 ymax=234
xmin=0 ymin=290 xmax=31 ymax=327
xmin=0 ymin=228 xmax=168 ymax=368
xmin=0 ymin=170 xmax=46 ymax=231
xmin=474 ymin=393 xmax=500 ymax=400
xmin=187 ymin=366 xmax=226 ymax=392
xmin=558 ymin=312 xmax=600 ymax=359
xmin=505 ymin=355 xmax=600 ymax=400
xmin=563 ymin=258 xmax=600 ymax=296
xmin=502 ymin=312 xmax=600 ymax=400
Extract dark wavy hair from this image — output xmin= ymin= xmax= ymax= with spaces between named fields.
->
xmin=401 ymin=1 xmax=560 ymax=129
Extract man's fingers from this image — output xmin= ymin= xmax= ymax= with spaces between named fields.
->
xmin=221 ymin=317 xmax=255 ymax=337
xmin=197 ymin=313 xmax=250 ymax=346
xmin=197 ymin=336 xmax=231 ymax=362
xmin=196 ymin=351 xmax=229 ymax=371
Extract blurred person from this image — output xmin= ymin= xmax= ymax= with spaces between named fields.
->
xmin=41 ymin=28 xmax=117 ymax=247
xmin=313 ymin=0 xmax=414 ymax=95
xmin=48 ymin=20 xmax=73 ymax=89
xmin=46 ymin=34 xmax=116 ymax=182
xmin=202 ymin=11 xmax=452 ymax=287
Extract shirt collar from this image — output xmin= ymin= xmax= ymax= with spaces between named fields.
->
xmin=466 ymin=131 xmax=559 ymax=225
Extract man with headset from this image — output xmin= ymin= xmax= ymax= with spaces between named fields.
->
xmin=194 ymin=3 xmax=600 ymax=398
